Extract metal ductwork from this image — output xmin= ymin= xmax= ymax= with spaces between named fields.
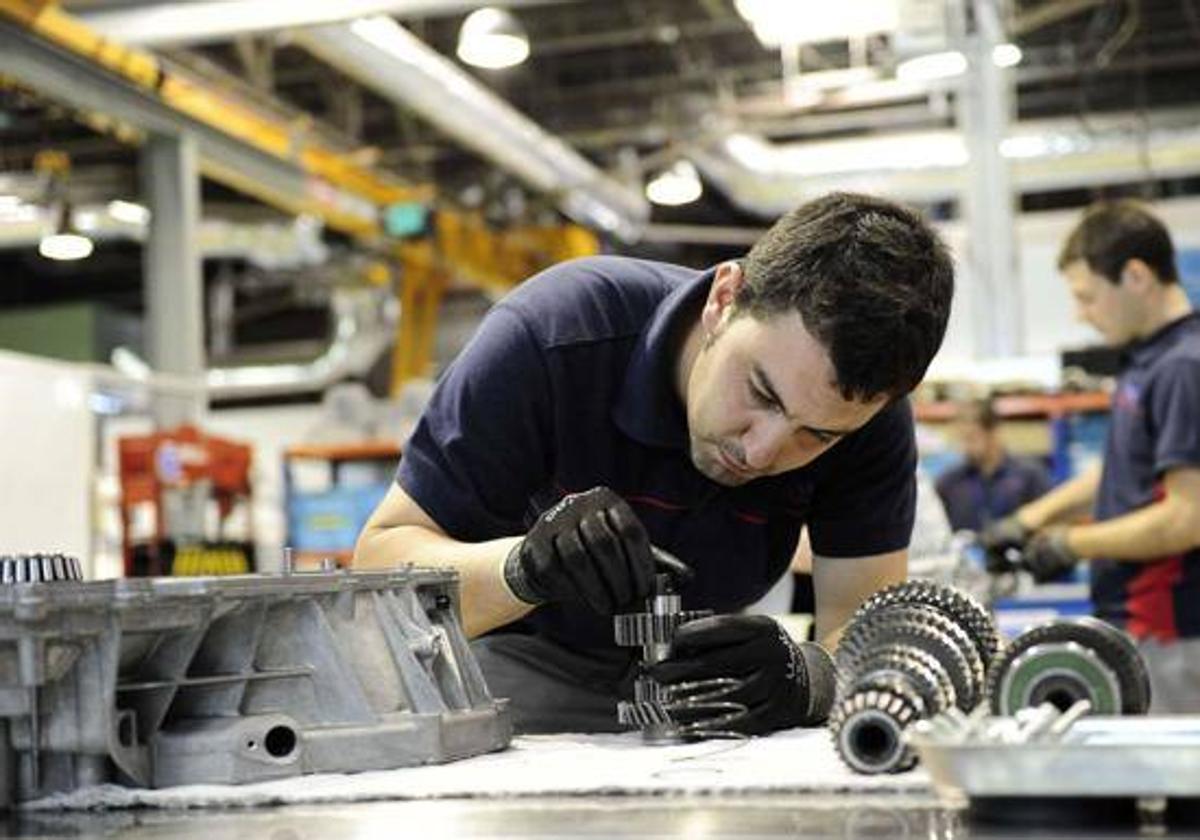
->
xmin=75 ymin=0 xmax=577 ymax=47
xmin=689 ymin=108 xmax=1200 ymax=217
xmin=113 ymin=287 xmax=396 ymax=400
xmin=293 ymin=17 xmax=648 ymax=241
xmin=205 ymin=286 xmax=397 ymax=399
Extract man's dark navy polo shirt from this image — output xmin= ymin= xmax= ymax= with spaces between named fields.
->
xmin=1092 ymin=312 xmax=1200 ymax=641
xmin=935 ymin=455 xmax=1051 ymax=533
xmin=398 ymin=256 xmax=917 ymax=650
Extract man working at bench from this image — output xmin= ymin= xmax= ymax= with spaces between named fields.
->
xmin=356 ymin=192 xmax=955 ymax=734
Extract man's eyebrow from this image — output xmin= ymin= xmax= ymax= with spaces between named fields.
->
xmin=752 ymin=363 xmax=854 ymax=438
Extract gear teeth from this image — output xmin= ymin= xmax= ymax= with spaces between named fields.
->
xmin=618 ymin=676 xmax=676 ymax=727
xmin=837 ymin=603 xmax=983 ymax=710
xmin=852 ymin=580 xmax=1000 ymax=663
xmin=613 ymin=609 xmax=712 ymax=647
xmin=617 ymin=701 xmax=673 ymax=727
xmin=0 ymin=553 xmax=84 ymax=584
xmin=851 ymin=645 xmax=953 ymax=712
xmin=828 ymin=677 xmax=922 ymax=774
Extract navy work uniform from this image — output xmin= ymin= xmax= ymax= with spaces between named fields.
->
xmin=1092 ymin=313 xmax=1200 ymax=712
xmin=936 ymin=455 xmax=1051 ymax=533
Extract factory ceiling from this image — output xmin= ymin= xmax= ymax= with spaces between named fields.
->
xmin=5 ymin=0 xmax=1198 ymax=219
xmin=2 ymin=0 xmax=1200 ymax=340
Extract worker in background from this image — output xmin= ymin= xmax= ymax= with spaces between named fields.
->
xmin=356 ymin=192 xmax=955 ymax=734
xmin=935 ymin=397 xmax=1051 ymax=533
xmin=983 ymin=200 xmax=1200 ymax=713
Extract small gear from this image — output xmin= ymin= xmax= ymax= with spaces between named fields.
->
xmin=0 ymin=553 xmax=83 ymax=584
xmin=613 ymin=609 xmax=712 ymax=647
xmin=828 ymin=675 xmax=922 ymax=774
xmin=617 ymin=700 xmax=672 ymax=727
xmin=852 ymin=580 xmax=1001 ymax=666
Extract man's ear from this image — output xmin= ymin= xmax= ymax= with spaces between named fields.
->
xmin=701 ymin=261 xmax=745 ymax=332
xmin=1120 ymin=258 xmax=1156 ymax=292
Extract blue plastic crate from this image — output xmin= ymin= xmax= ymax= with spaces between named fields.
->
xmin=287 ymin=483 xmax=391 ymax=552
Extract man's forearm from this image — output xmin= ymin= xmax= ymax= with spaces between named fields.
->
xmin=1068 ymin=496 xmax=1200 ymax=562
xmin=354 ymin=524 xmax=532 ymax=637
xmin=1018 ymin=463 xmax=1102 ymax=529
xmin=812 ymin=549 xmax=907 ymax=650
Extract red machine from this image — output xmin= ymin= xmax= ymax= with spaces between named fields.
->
xmin=116 ymin=424 xmax=254 ymax=577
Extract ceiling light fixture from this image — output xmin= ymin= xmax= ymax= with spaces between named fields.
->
xmin=646 ymin=160 xmax=702 ymax=206
xmin=992 ymin=43 xmax=1023 ymax=68
xmin=734 ymin=0 xmax=898 ymax=48
xmin=108 ymin=199 xmax=150 ymax=225
xmin=456 ymin=7 xmax=529 ymax=69
xmin=0 ymin=198 xmax=40 ymax=224
xmin=39 ymin=204 xmax=94 ymax=261
xmin=896 ymin=42 xmax=1022 ymax=83
xmin=895 ymin=50 xmax=969 ymax=82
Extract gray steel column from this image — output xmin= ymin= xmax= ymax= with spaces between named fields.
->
xmin=142 ymin=134 xmax=206 ymax=424
xmin=959 ymin=0 xmax=1023 ymax=357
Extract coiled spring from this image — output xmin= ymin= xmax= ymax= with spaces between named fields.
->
xmin=618 ymin=675 xmax=749 ymax=741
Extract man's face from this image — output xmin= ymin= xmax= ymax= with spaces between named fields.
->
xmin=684 ymin=287 xmax=888 ymax=487
xmin=958 ymin=420 xmax=992 ymax=467
xmin=1062 ymin=259 xmax=1145 ymax=346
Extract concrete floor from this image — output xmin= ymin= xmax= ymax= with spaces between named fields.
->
xmin=2 ymin=794 xmax=1195 ymax=839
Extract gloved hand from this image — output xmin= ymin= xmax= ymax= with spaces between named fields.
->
xmin=648 ymin=615 xmax=835 ymax=736
xmin=1022 ymin=528 xmax=1080 ymax=583
xmin=503 ymin=487 xmax=687 ymax=614
xmin=979 ymin=515 xmax=1033 ymax=573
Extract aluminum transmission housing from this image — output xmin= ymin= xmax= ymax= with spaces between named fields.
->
xmin=0 ymin=567 xmax=511 ymax=805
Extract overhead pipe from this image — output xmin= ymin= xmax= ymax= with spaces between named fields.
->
xmin=205 ymin=287 xmax=398 ymax=399
xmin=76 ymin=0 xmax=579 ymax=47
xmin=689 ymin=109 xmax=1200 ymax=217
xmin=294 ymin=17 xmax=648 ymax=241
xmin=112 ymin=287 xmax=397 ymax=400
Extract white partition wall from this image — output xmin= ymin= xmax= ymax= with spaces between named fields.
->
xmin=0 ymin=351 xmax=95 ymax=570
xmin=929 ymin=195 xmax=1200 ymax=383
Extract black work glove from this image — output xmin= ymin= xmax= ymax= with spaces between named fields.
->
xmin=648 ymin=615 xmax=835 ymax=736
xmin=1022 ymin=528 xmax=1080 ymax=583
xmin=979 ymin=515 xmax=1033 ymax=574
xmin=504 ymin=487 xmax=687 ymax=614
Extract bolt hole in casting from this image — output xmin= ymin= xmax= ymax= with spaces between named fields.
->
xmin=264 ymin=725 xmax=298 ymax=758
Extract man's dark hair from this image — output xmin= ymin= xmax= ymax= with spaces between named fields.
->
xmin=736 ymin=192 xmax=954 ymax=401
xmin=1057 ymin=199 xmax=1178 ymax=285
xmin=960 ymin=397 xmax=998 ymax=432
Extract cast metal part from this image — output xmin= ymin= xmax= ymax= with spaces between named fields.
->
xmin=908 ymin=702 xmax=1200 ymax=812
xmin=0 ymin=564 xmax=511 ymax=805
xmin=831 ymin=582 xmax=999 ymax=775
xmin=987 ymin=617 xmax=1151 ymax=716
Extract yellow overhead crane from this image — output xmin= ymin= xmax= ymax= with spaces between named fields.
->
xmin=0 ymin=0 xmax=600 ymax=391
xmin=392 ymin=214 xmax=599 ymax=386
